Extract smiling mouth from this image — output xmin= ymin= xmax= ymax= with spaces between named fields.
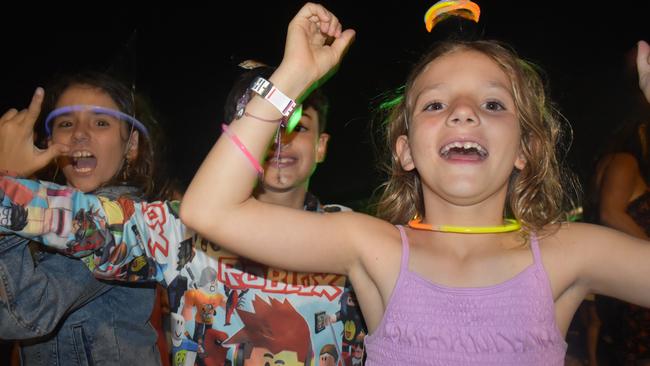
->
xmin=71 ymin=151 xmax=97 ymax=173
xmin=266 ymin=156 xmax=297 ymax=167
xmin=439 ymin=141 xmax=488 ymax=161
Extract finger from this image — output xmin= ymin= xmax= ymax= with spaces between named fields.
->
xmin=298 ymin=2 xmax=329 ymax=24
xmin=638 ymin=41 xmax=650 ymax=69
xmin=326 ymin=15 xmax=340 ymax=37
xmin=330 ymin=29 xmax=356 ymax=59
xmin=1 ymin=108 xmax=18 ymax=121
xmin=334 ymin=23 xmax=343 ymax=38
xmin=13 ymin=108 xmax=28 ymax=124
xmin=36 ymin=143 xmax=70 ymax=166
xmin=24 ymin=87 xmax=44 ymax=128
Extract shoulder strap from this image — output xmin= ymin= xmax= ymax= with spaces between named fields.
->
xmin=529 ymin=233 xmax=542 ymax=266
xmin=396 ymin=225 xmax=410 ymax=271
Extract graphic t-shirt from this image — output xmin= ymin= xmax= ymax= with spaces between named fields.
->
xmin=0 ymin=177 xmax=367 ymax=366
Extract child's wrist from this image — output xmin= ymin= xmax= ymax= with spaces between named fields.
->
xmin=269 ymin=65 xmax=315 ymax=100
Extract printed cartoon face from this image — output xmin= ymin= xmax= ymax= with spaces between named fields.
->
xmin=171 ymin=312 xmax=187 ymax=346
xmin=173 ymin=350 xmax=187 ymax=366
xmin=130 ymin=256 xmax=148 ymax=272
xmin=262 ymin=106 xmax=329 ymax=192
xmin=0 ymin=207 xmax=10 ymax=228
xmin=0 ymin=204 xmax=27 ymax=231
xmin=245 ymin=347 xmax=304 ymax=366
xmin=49 ymin=84 xmax=138 ymax=193
xmin=319 ymin=353 xmax=337 ymax=366
xmin=352 ymin=344 xmax=364 ymax=360
xmin=200 ymin=304 xmax=216 ymax=322
xmin=198 ymin=267 xmax=219 ymax=294
xmin=346 ymin=293 xmax=357 ymax=307
xmin=344 ymin=320 xmax=356 ymax=341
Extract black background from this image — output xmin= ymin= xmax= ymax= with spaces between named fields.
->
xmin=1 ymin=1 xmax=649 ymax=208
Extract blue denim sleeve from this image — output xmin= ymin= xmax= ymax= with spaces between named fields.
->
xmin=0 ymin=235 xmax=108 ymax=339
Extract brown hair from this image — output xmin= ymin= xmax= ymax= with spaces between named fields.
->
xmin=39 ymin=71 xmax=163 ymax=199
xmin=226 ymin=295 xmax=313 ymax=364
xmin=375 ymin=40 xmax=579 ymax=232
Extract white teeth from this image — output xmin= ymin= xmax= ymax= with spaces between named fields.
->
xmin=440 ymin=141 xmax=488 ymax=156
xmin=269 ymin=157 xmax=295 ymax=164
xmin=73 ymin=167 xmax=92 ymax=173
xmin=72 ymin=151 xmax=94 ymax=158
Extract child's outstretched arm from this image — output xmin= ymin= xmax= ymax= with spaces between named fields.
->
xmin=564 ymin=223 xmax=650 ymax=308
xmin=0 ymin=175 xmax=188 ymax=283
xmin=638 ymin=40 xmax=650 ymax=103
xmin=181 ymin=3 xmax=362 ymax=276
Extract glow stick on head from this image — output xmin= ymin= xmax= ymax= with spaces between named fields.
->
xmin=45 ymin=105 xmax=149 ymax=137
xmin=424 ymin=0 xmax=481 ymax=32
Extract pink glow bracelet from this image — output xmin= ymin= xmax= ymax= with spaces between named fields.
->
xmin=221 ymin=124 xmax=264 ymax=176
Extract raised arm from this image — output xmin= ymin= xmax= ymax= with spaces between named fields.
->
xmin=181 ymin=3 xmax=361 ymax=275
xmin=638 ymin=40 xmax=650 ymax=103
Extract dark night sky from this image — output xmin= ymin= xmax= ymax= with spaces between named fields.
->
xmin=1 ymin=2 xmax=649 ymax=208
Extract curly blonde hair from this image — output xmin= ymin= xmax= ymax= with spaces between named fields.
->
xmin=375 ymin=40 xmax=579 ymax=232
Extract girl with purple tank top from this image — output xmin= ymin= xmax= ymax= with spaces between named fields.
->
xmin=181 ymin=5 xmax=650 ymax=365
xmin=364 ymin=227 xmax=566 ymax=365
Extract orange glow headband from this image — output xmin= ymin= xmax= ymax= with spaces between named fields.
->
xmin=424 ymin=0 xmax=481 ymax=32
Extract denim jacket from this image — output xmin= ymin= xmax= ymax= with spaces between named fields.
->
xmin=0 ymin=185 xmax=161 ymax=366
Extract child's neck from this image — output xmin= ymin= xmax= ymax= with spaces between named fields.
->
xmin=423 ymin=194 xmax=508 ymax=228
xmin=255 ymin=185 xmax=309 ymax=210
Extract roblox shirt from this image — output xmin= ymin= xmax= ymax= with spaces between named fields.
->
xmin=0 ymin=177 xmax=367 ymax=366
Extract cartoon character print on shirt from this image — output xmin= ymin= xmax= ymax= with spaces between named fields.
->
xmin=0 ymin=179 xmax=366 ymax=365
xmin=226 ymin=295 xmax=313 ymax=366
xmin=326 ymin=286 xmax=367 ymax=366
xmin=202 ymin=328 xmax=229 ymax=366
xmin=171 ymin=235 xmax=356 ymax=365
xmin=171 ymin=312 xmax=199 ymax=366
xmin=0 ymin=181 xmax=71 ymax=243
xmin=0 ymin=182 xmax=28 ymax=231
xmin=181 ymin=267 xmax=226 ymax=356
xmin=224 ymin=285 xmax=249 ymax=326
xmin=318 ymin=344 xmax=338 ymax=366
xmin=78 ymin=196 xmax=144 ymax=279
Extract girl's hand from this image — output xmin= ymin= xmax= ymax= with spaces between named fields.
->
xmin=638 ymin=40 xmax=650 ymax=103
xmin=277 ymin=2 xmax=355 ymax=94
xmin=0 ymin=88 xmax=68 ymax=177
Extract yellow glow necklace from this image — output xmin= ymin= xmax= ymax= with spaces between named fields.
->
xmin=408 ymin=218 xmax=521 ymax=234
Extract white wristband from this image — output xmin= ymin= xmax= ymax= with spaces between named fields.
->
xmin=249 ymin=76 xmax=297 ymax=117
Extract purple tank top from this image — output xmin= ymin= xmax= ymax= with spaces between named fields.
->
xmin=364 ymin=226 xmax=567 ymax=365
